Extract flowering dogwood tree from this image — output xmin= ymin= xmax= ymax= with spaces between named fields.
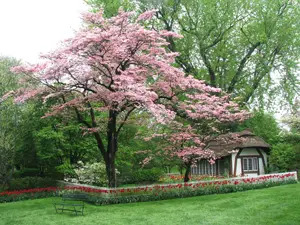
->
xmin=10 ymin=10 xmax=249 ymax=187
xmin=142 ymin=121 xmax=246 ymax=182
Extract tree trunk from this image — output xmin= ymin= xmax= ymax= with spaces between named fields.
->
xmin=105 ymin=153 xmax=116 ymax=187
xmin=178 ymin=164 xmax=184 ymax=175
xmin=105 ymin=110 xmax=118 ymax=187
xmin=184 ymin=163 xmax=191 ymax=182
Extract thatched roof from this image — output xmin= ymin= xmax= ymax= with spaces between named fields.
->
xmin=207 ymin=129 xmax=270 ymax=157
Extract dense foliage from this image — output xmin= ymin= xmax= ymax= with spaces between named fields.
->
xmin=7 ymin=177 xmax=57 ymax=191
xmin=65 ymin=161 xmax=108 ymax=186
xmin=271 ymin=102 xmax=300 ymax=172
xmin=0 ymin=57 xmax=20 ymax=188
xmin=270 ymin=143 xmax=296 ymax=172
xmin=88 ymin=0 xmax=300 ymax=108
xmin=237 ymin=110 xmax=281 ymax=145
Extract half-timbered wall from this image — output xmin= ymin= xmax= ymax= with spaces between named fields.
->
xmin=232 ymin=148 xmax=268 ymax=177
xmin=191 ymin=148 xmax=268 ymax=177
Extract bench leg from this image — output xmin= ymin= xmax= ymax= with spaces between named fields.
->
xmin=54 ymin=204 xmax=58 ymax=213
xmin=53 ymin=203 xmax=84 ymax=215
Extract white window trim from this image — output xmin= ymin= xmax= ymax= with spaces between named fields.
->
xmin=243 ymin=157 xmax=258 ymax=172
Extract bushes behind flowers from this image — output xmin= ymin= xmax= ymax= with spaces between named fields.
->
xmin=123 ymin=168 xmax=164 ymax=184
xmin=8 ymin=177 xmax=56 ymax=191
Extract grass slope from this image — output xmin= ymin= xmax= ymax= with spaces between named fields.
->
xmin=0 ymin=183 xmax=299 ymax=225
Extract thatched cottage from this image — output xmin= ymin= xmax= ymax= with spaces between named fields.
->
xmin=191 ymin=130 xmax=270 ymax=177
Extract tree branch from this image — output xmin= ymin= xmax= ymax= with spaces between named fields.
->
xmin=86 ymin=101 xmax=107 ymax=156
xmin=227 ymin=41 xmax=261 ymax=93
xmin=200 ymin=49 xmax=216 ymax=87
xmin=241 ymin=47 xmax=279 ymax=105
xmin=116 ymin=107 xmax=135 ymax=135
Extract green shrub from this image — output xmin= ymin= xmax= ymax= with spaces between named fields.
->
xmin=0 ymin=189 xmax=58 ymax=203
xmin=55 ymin=162 xmax=76 ymax=178
xmin=0 ymin=185 xmax=7 ymax=193
xmin=128 ymin=168 xmax=164 ymax=184
xmin=8 ymin=177 xmax=57 ymax=191
xmin=64 ymin=161 xmax=108 ymax=187
xmin=13 ymin=168 xmax=41 ymax=178
xmin=270 ymin=143 xmax=296 ymax=171
xmin=44 ymin=170 xmax=64 ymax=180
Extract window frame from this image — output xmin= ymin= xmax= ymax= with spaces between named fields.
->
xmin=242 ymin=156 xmax=259 ymax=173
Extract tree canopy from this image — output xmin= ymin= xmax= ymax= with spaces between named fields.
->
xmin=88 ymin=0 xmax=300 ymax=108
xmin=0 ymin=57 xmax=20 ymax=186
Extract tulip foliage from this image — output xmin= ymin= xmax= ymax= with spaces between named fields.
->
xmin=11 ymin=10 xmax=249 ymax=187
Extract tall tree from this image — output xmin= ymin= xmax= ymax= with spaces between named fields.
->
xmin=237 ymin=110 xmax=281 ymax=146
xmin=0 ymin=57 xmax=20 ymax=187
xmin=13 ymin=100 xmax=99 ymax=176
xmin=88 ymin=0 xmax=300 ymax=108
xmin=10 ymin=10 xmax=248 ymax=187
xmin=277 ymin=99 xmax=300 ymax=171
xmin=85 ymin=0 xmax=134 ymax=17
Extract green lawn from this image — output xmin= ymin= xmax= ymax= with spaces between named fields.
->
xmin=0 ymin=183 xmax=299 ymax=225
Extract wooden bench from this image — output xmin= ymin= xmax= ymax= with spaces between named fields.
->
xmin=53 ymin=193 xmax=87 ymax=215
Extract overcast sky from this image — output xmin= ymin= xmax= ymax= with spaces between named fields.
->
xmin=0 ymin=0 xmax=88 ymax=63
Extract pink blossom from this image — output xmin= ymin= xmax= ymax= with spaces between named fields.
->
xmin=140 ymin=156 xmax=153 ymax=167
xmin=137 ymin=10 xmax=158 ymax=22
xmin=0 ymin=90 xmax=14 ymax=102
xmin=14 ymin=88 xmax=44 ymax=103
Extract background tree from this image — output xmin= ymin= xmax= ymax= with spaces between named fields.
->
xmin=237 ymin=110 xmax=281 ymax=146
xmin=270 ymin=143 xmax=296 ymax=172
xmin=271 ymin=99 xmax=300 ymax=172
xmin=115 ymin=114 xmax=166 ymax=184
xmin=13 ymin=100 xmax=99 ymax=178
xmin=0 ymin=57 xmax=20 ymax=188
xmin=85 ymin=0 xmax=134 ymax=17
xmin=88 ymin=0 xmax=300 ymax=108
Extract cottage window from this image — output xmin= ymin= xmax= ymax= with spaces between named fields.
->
xmin=243 ymin=157 xmax=258 ymax=172
xmin=191 ymin=160 xmax=217 ymax=175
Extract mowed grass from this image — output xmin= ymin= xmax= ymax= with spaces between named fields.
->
xmin=0 ymin=183 xmax=299 ymax=225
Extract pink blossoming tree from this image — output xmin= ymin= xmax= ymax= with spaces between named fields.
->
xmin=10 ymin=9 xmax=249 ymax=187
xmin=142 ymin=121 xmax=246 ymax=182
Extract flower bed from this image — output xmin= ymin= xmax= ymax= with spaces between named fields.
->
xmin=0 ymin=187 xmax=58 ymax=203
xmin=159 ymin=174 xmax=225 ymax=183
xmin=70 ymin=172 xmax=298 ymax=205
xmin=0 ymin=172 xmax=297 ymax=204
